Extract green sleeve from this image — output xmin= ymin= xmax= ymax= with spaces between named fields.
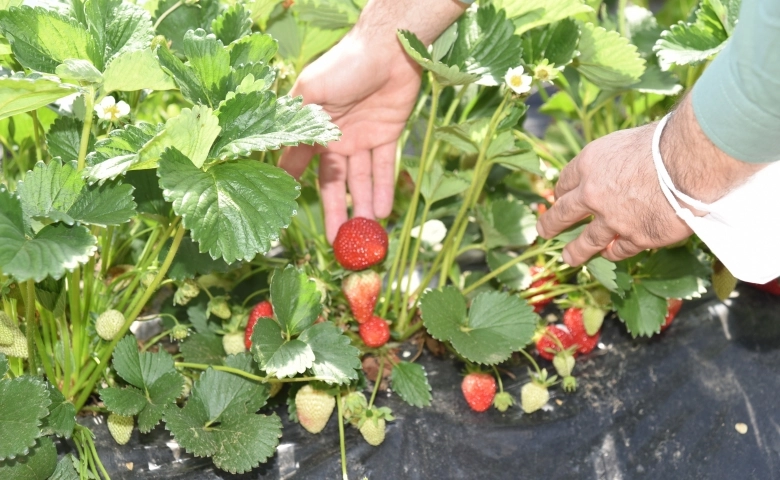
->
xmin=691 ymin=0 xmax=780 ymax=163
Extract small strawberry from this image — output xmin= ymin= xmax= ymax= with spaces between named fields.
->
xmin=711 ymin=260 xmax=737 ymax=301
xmin=171 ymin=324 xmax=189 ymax=341
xmin=208 ymin=296 xmax=232 ymax=320
xmin=461 ymin=372 xmax=497 ymax=412
xmin=245 ymin=300 xmax=274 ymax=349
xmin=333 ymin=217 xmax=389 ymax=271
xmin=295 ymin=385 xmax=335 ymax=434
xmin=552 ymin=350 xmax=576 ymax=378
xmin=173 ymin=280 xmax=200 ymax=306
xmin=661 ymin=298 xmax=683 ymax=331
xmin=341 ymin=391 xmax=368 ymax=425
xmin=107 ymin=413 xmax=134 ymax=445
xmin=750 ymin=278 xmax=780 ymax=296
xmin=0 ymin=313 xmax=13 ymax=346
xmin=563 ymin=307 xmax=600 ymax=355
xmin=358 ymin=406 xmax=394 ymax=446
xmin=493 ymin=392 xmax=515 ymax=412
xmin=562 ymin=375 xmax=577 ymax=393
xmin=0 ymin=312 xmax=27 ymax=359
xmin=342 ymin=271 xmax=381 ymax=323
xmin=535 ymin=325 xmax=575 ymax=361
xmin=528 ymin=266 xmax=558 ymax=313
xmin=141 ymin=272 xmax=157 ymax=289
xmin=96 ymin=309 xmax=125 ymax=341
xmin=521 ymin=369 xmax=555 ymax=414
xmin=222 ymin=331 xmax=246 ymax=355
xmin=359 ymin=316 xmax=391 ymax=348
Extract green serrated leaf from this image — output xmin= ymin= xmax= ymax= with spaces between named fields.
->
xmin=0 ymin=188 xmax=97 ymax=282
xmin=421 ymin=287 xmax=536 ymax=365
xmin=229 ymin=33 xmax=278 ymax=67
xmin=158 ymin=147 xmax=300 ymax=263
xmin=298 ymin=322 xmax=360 ymax=385
xmin=654 ymin=0 xmax=731 ymax=70
xmin=0 ymin=74 xmax=78 ymax=121
xmin=486 ymin=250 xmax=532 ymax=290
xmin=103 ymin=49 xmax=176 ymax=92
xmin=250 ymin=319 xmax=315 ymax=378
xmin=403 ymin=159 xmax=470 ymax=204
xmin=641 ymin=247 xmax=710 ymax=299
xmin=631 ymin=63 xmax=683 ymax=95
xmin=0 ymin=7 xmax=99 ymax=73
xmin=390 ymin=361 xmax=432 ymax=407
xmin=124 ymin=169 xmax=169 ymax=217
xmin=211 ymin=3 xmax=252 ymax=45
xmin=613 ymin=283 xmax=668 ymax=337
xmin=49 ymin=454 xmax=79 ymax=480
xmin=46 ymin=117 xmax=95 ymax=163
xmin=39 ymin=384 xmax=75 ymax=438
xmin=99 ymin=386 xmax=147 ymax=416
xmin=85 ymin=122 xmax=163 ymax=182
xmin=0 ymin=437 xmax=57 ymax=480
xmin=212 ymin=92 xmax=340 ymax=160
xmin=112 ymin=335 xmax=176 ymax=389
xmin=0 ymin=376 xmax=51 ymax=460
xmin=397 ymin=30 xmax=479 ymax=87
xmin=84 ymin=0 xmax=154 ymax=66
xmin=155 ymin=0 xmax=220 ymax=51
xmin=137 ymin=105 xmax=221 ymax=169
xmin=576 ymin=23 xmax=646 ymax=89
xmin=586 ymin=256 xmax=620 ymax=293
xmin=477 ymin=198 xmax=537 ymax=249
xmin=497 ymin=0 xmax=592 ymax=35
xmin=164 ymin=368 xmax=281 ymax=474
xmin=271 ymin=266 xmax=322 ymax=336
xmin=544 ymin=18 xmax=580 ymax=66
xmin=55 ymin=59 xmax=102 ymax=84
xmin=180 ymin=332 xmax=224 ymax=364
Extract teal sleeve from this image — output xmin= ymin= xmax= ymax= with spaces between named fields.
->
xmin=691 ymin=0 xmax=780 ymax=163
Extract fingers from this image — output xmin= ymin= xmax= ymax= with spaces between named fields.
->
xmin=279 ymin=145 xmax=316 ymax=179
xmin=536 ymin=191 xmax=590 ymax=239
xmin=554 ymin=159 xmax=581 ymax=200
xmin=372 ymin=142 xmax=397 ymax=218
xmin=601 ymin=237 xmax=644 ymax=263
xmin=319 ymin=152 xmax=349 ymax=243
xmin=347 ymin=150 xmax=374 ymax=219
xmin=562 ymin=219 xmax=616 ymax=266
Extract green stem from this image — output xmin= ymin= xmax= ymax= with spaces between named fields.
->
xmin=336 ymin=391 xmax=349 ymax=480
xmin=368 ymin=356 xmax=385 ymax=409
xmin=491 ymin=365 xmax=504 ymax=393
xmin=174 ymin=362 xmax=324 ymax=383
xmin=24 ymin=280 xmax=37 ymax=375
xmin=77 ymin=88 xmax=94 ymax=171
xmin=516 ymin=348 xmax=542 ymax=375
xmin=140 ymin=328 xmax=173 ymax=352
xmin=461 ymin=240 xmax=558 ymax=296
xmin=153 ymin=0 xmax=183 ymax=29
xmin=30 ymin=111 xmax=43 ymax=161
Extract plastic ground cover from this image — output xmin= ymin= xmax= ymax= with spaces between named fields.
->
xmin=62 ymin=285 xmax=780 ymax=479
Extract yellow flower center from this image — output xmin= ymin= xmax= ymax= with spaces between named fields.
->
xmin=104 ymin=105 xmax=121 ymax=120
xmin=536 ymin=69 xmax=549 ymax=80
xmin=510 ymin=75 xmax=523 ymax=87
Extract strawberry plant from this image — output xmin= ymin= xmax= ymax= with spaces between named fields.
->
xmin=0 ymin=0 xmax=744 ymax=477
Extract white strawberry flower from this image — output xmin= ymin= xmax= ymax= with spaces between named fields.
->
xmin=410 ymin=219 xmax=447 ymax=247
xmin=94 ymin=96 xmax=130 ymax=121
xmin=533 ymin=59 xmax=559 ymax=84
xmin=504 ymin=66 xmax=533 ymax=94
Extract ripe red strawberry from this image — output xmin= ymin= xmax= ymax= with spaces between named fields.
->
xmin=461 ymin=372 xmax=497 ymax=412
xmin=342 ymin=271 xmax=381 ymax=324
xmin=750 ymin=278 xmax=780 ymax=295
xmin=333 ymin=217 xmax=388 ymax=271
xmin=359 ymin=316 xmax=390 ymax=348
xmin=563 ymin=307 xmax=600 ymax=355
xmin=528 ymin=266 xmax=558 ymax=313
xmin=245 ymin=300 xmax=273 ymax=349
xmin=661 ymin=298 xmax=683 ymax=331
xmin=535 ymin=325 xmax=575 ymax=361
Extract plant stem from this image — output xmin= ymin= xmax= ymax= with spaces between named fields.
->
xmin=516 ymin=348 xmax=542 ymax=375
xmin=368 ymin=357 xmax=385 ymax=409
xmin=24 ymin=280 xmax=38 ymax=375
xmin=153 ymin=0 xmax=183 ymax=29
xmin=174 ymin=362 xmax=325 ymax=384
xmin=77 ymin=87 xmax=94 ymax=171
xmin=491 ymin=365 xmax=504 ymax=393
xmin=461 ymin=240 xmax=558 ymax=296
xmin=335 ymin=392 xmax=349 ymax=480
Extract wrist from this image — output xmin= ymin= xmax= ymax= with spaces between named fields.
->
xmin=660 ymin=95 xmax=765 ymax=206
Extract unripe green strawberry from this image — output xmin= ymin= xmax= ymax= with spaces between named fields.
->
xmin=96 ymin=309 xmax=125 ymax=341
xmin=493 ymin=392 xmax=514 ymax=412
xmin=712 ymin=260 xmax=737 ymax=301
xmin=295 ymin=385 xmax=335 ymax=434
xmin=359 ymin=417 xmax=386 ymax=446
xmin=222 ymin=332 xmax=246 ymax=355
xmin=173 ymin=280 xmax=200 ymax=306
xmin=562 ymin=376 xmax=577 ymax=393
xmin=341 ymin=391 xmax=368 ymax=425
xmin=0 ymin=313 xmax=14 ymax=346
xmin=310 ymin=277 xmax=329 ymax=304
xmin=171 ymin=324 xmax=189 ymax=341
xmin=269 ymin=382 xmax=283 ymax=398
xmin=209 ymin=296 xmax=232 ymax=320
xmin=141 ymin=272 xmax=157 ymax=289
xmin=553 ymin=351 xmax=575 ymax=378
xmin=521 ymin=381 xmax=549 ymax=414
xmin=107 ymin=413 xmax=134 ymax=445
xmin=0 ymin=312 xmax=27 ymax=359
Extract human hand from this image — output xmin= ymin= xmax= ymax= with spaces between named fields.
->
xmin=536 ymin=95 xmax=764 ymax=266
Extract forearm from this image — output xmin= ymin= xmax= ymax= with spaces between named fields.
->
xmin=353 ymin=0 xmax=466 ymax=46
xmin=691 ymin=0 xmax=780 ymax=164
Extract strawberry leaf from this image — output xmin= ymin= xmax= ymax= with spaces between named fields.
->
xmin=163 ymin=367 xmax=281 ymax=474
xmin=0 ymin=188 xmax=97 ymax=282
xmin=99 ymin=386 xmax=147 ymax=416
xmin=421 ymin=287 xmax=536 ymax=365
xmin=83 ymin=0 xmax=154 ymax=67
xmin=640 ymin=247 xmax=710 ymax=299
xmin=158 ymin=148 xmax=300 ymax=263
xmin=487 ymin=250 xmax=532 ymax=290
xmin=575 ymin=23 xmax=646 ymax=89
xmin=39 ymin=384 xmax=75 ymax=438
xmin=586 ymin=256 xmax=622 ymax=294
xmin=403 ymin=159 xmax=469 ymax=204
xmin=49 ymin=454 xmax=79 ymax=480
xmin=0 ymin=437 xmax=57 ymax=480
xmin=654 ymin=0 xmax=731 ymax=70
xmin=229 ymin=33 xmax=277 ymax=67
xmin=0 ymin=73 xmax=78 ymax=121
xmin=612 ymin=283 xmax=668 ymax=337
xmin=85 ymin=122 xmax=163 ymax=182
xmin=103 ymin=49 xmax=177 ymax=93
xmin=46 ymin=117 xmax=95 ymax=163
xmin=391 ymin=361 xmax=432 ymax=408
xmin=179 ymin=332 xmax=225 ymax=365
xmin=496 ymin=0 xmax=592 ymax=35
xmin=298 ymin=322 xmax=361 ymax=385
xmin=211 ymin=3 xmax=252 ymax=45
xmin=270 ymin=266 xmax=322 ymax=337
xmin=250 ymin=319 xmax=315 ymax=378
xmin=0 ymin=376 xmax=51 ymax=460
xmin=477 ymin=198 xmax=537 ymax=249
xmin=136 ymin=105 xmax=221 ymax=170
xmin=154 ymin=0 xmax=220 ymax=51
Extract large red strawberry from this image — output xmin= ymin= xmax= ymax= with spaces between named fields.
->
xmin=563 ymin=307 xmax=600 ymax=355
xmin=528 ymin=266 xmax=558 ymax=313
xmin=359 ymin=316 xmax=390 ymax=348
xmin=661 ymin=298 xmax=683 ymax=331
xmin=535 ymin=325 xmax=575 ymax=361
xmin=749 ymin=278 xmax=780 ymax=296
xmin=342 ymin=271 xmax=380 ymax=323
xmin=245 ymin=300 xmax=273 ymax=349
xmin=461 ymin=372 xmax=497 ymax=412
xmin=333 ymin=217 xmax=388 ymax=271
